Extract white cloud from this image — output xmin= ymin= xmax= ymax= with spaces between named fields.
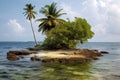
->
xmin=59 ymin=2 xmax=81 ymax=20
xmin=92 ymin=24 xmax=106 ymax=35
xmin=8 ymin=19 xmax=25 ymax=33
xmin=99 ymin=0 xmax=106 ymax=7
xmin=90 ymin=0 xmax=120 ymax=41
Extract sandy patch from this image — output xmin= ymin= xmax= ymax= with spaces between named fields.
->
xmin=36 ymin=50 xmax=85 ymax=59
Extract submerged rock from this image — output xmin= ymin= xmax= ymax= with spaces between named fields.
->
xmin=31 ymin=56 xmax=41 ymax=61
xmin=103 ymin=74 xmax=120 ymax=80
xmin=100 ymin=51 xmax=109 ymax=54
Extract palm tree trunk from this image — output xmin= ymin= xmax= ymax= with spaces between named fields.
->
xmin=30 ymin=19 xmax=37 ymax=45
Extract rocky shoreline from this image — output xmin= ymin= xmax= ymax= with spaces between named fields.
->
xmin=7 ymin=49 xmax=108 ymax=63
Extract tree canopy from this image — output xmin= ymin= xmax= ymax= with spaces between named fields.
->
xmin=23 ymin=4 xmax=37 ymax=20
xmin=42 ymin=17 xmax=94 ymax=49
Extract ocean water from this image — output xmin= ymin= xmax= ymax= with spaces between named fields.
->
xmin=0 ymin=42 xmax=120 ymax=80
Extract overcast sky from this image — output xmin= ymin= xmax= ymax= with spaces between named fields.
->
xmin=0 ymin=0 xmax=120 ymax=42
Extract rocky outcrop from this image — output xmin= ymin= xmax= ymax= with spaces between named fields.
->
xmin=27 ymin=47 xmax=42 ymax=51
xmin=7 ymin=50 xmax=32 ymax=56
xmin=7 ymin=49 xmax=109 ymax=63
xmin=7 ymin=50 xmax=32 ymax=61
xmin=41 ymin=57 xmax=92 ymax=63
xmin=33 ymin=49 xmax=107 ymax=63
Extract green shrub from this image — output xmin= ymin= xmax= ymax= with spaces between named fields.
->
xmin=42 ymin=17 xmax=94 ymax=50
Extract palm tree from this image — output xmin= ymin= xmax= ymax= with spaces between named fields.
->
xmin=23 ymin=3 xmax=37 ymax=45
xmin=36 ymin=2 xmax=66 ymax=33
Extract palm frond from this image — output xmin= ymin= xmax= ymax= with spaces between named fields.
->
xmin=36 ymin=18 xmax=48 ymax=22
xmin=37 ymin=2 xmax=66 ymax=33
xmin=23 ymin=3 xmax=37 ymax=20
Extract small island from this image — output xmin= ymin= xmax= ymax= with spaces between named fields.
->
xmin=7 ymin=49 xmax=108 ymax=64
xmin=7 ymin=2 xmax=108 ymax=63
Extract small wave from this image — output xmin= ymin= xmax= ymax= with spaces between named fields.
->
xmin=102 ymin=74 xmax=120 ymax=80
xmin=3 ymin=47 xmax=12 ymax=49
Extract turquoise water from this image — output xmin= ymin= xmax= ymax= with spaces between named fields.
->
xmin=0 ymin=42 xmax=120 ymax=80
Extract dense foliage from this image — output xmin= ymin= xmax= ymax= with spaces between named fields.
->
xmin=42 ymin=17 xmax=94 ymax=49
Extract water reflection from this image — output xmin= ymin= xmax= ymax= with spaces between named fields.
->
xmin=33 ymin=62 xmax=95 ymax=80
xmin=1 ymin=62 xmax=98 ymax=80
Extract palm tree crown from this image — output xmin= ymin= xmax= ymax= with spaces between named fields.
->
xmin=23 ymin=4 xmax=37 ymax=20
xmin=36 ymin=2 xmax=66 ymax=33
xmin=23 ymin=3 xmax=37 ymax=45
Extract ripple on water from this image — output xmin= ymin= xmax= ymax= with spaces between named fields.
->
xmin=102 ymin=74 xmax=120 ymax=80
xmin=3 ymin=47 xmax=12 ymax=49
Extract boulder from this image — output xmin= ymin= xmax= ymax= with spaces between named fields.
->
xmin=7 ymin=53 xmax=20 ymax=61
xmin=7 ymin=50 xmax=32 ymax=61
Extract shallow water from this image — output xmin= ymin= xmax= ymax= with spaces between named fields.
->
xmin=0 ymin=42 xmax=120 ymax=80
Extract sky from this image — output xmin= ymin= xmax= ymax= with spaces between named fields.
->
xmin=0 ymin=0 xmax=120 ymax=42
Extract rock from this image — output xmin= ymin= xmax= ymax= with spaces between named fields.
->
xmin=84 ymin=58 xmax=92 ymax=62
xmin=7 ymin=49 xmax=106 ymax=63
xmin=42 ymin=58 xmax=57 ymax=63
xmin=39 ymin=49 xmax=104 ymax=63
xmin=7 ymin=50 xmax=32 ymax=56
xmin=41 ymin=59 xmax=50 ymax=63
xmin=100 ymin=51 xmax=109 ymax=54
xmin=7 ymin=54 xmax=20 ymax=61
xmin=19 ymin=55 xmax=24 ymax=58
xmin=27 ymin=47 xmax=42 ymax=51
xmin=92 ymin=49 xmax=99 ymax=52
xmin=31 ymin=56 xmax=41 ymax=61
xmin=112 ymin=74 xmax=120 ymax=77
xmin=92 ymin=57 xmax=99 ymax=60
xmin=7 ymin=50 xmax=32 ymax=61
